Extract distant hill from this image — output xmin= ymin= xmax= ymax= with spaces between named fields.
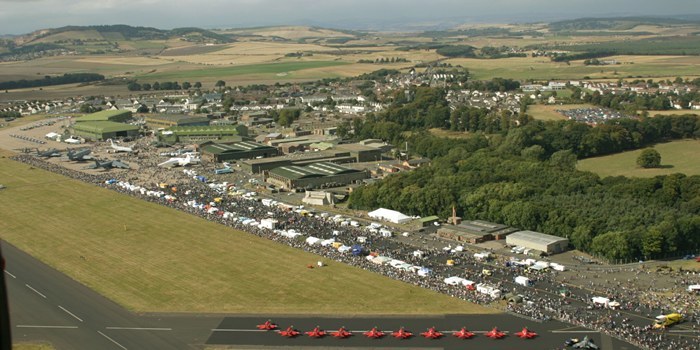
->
xmin=15 ymin=24 xmax=232 ymax=45
xmin=548 ymin=16 xmax=700 ymax=32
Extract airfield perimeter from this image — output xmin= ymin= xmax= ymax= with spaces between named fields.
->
xmin=0 ymin=119 xmax=651 ymax=349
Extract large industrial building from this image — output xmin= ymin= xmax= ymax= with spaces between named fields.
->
xmin=200 ymin=141 xmax=279 ymax=162
xmin=158 ymin=125 xmax=248 ymax=144
xmin=71 ymin=121 xmax=140 ymax=141
xmin=241 ymin=150 xmax=357 ymax=174
xmin=438 ymin=220 xmax=518 ymax=244
xmin=75 ymin=110 xmax=132 ymax=123
xmin=336 ymin=143 xmax=383 ymax=162
xmin=265 ymin=162 xmax=369 ymax=190
xmin=506 ymin=230 xmax=569 ymax=255
xmin=144 ymin=115 xmax=210 ymax=128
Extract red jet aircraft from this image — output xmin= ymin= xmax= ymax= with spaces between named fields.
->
xmin=278 ymin=326 xmax=300 ymax=337
xmin=330 ymin=326 xmax=352 ymax=338
xmin=392 ymin=327 xmax=413 ymax=339
xmin=420 ymin=326 xmax=443 ymax=339
xmin=256 ymin=320 xmax=277 ymax=330
xmin=305 ymin=326 xmax=326 ymax=338
xmin=515 ymin=327 xmax=537 ymax=339
xmin=453 ymin=327 xmax=475 ymax=339
xmin=363 ymin=327 xmax=385 ymax=339
xmin=485 ymin=326 xmax=506 ymax=339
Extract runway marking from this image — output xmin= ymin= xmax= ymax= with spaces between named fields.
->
xmin=4 ymin=270 xmax=16 ymax=279
xmin=551 ymin=330 xmax=598 ymax=333
xmin=98 ymin=330 xmax=127 ymax=350
xmin=58 ymin=305 xmax=83 ymax=322
xmin=17 ymin=325 xmax=79 ymax=329
xmin=106 ymin=327 xmax=172 ymax=331
xmin=25 ymin=284 xmax=46 ymax=298
xmin=212 ymin=328 xmax=267 ymax=332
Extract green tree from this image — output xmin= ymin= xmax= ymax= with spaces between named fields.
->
xmin=642 ymin=228 xmax=664 ymax=258
xmin=142 ymin=83 xmax=151 ymax=91
xmin=194 ymin=82 xmax=202 ymax=88
xmin=215 ymin=80 xmax=226 ymax=90
xmin=549 ymin=149 xmax=577 ymax=171
xmin=182 ymin=82 xmax=192 ymax=90
xmin=636 ymin=148 xmax=661 ymax=168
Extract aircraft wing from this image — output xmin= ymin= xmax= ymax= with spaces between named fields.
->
xmin=158 ymin=159 xmax=179 ymax=168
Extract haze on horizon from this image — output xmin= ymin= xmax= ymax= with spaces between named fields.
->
xmin=1 ymin=0 xmax=698 ymax=35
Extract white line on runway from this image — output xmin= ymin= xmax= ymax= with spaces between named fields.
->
xmin=551 ymin=330 xmax=598 ymax=333
xmin=16 ymin=325 xmax=78 ymax=329
xmin=25 ymin=284 xmax=46 ymax=298
xmin=212 ymin=329 xmax=267 ymax=332
xmin=98 ymin=330 xmax=127 ymax=350
xmin=58 ymin=305 xmax=83 ymax=322
xmin=106 ymin=327 xmax=172 ymax=331
xmin=4 ymin=270 xmax=16 ymax=279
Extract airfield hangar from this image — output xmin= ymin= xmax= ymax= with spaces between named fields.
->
xmin=158 ymin=125 xmax=249 ymax=144
xmin=506 ymin=230 xmax=569 ymax=255
xmin=265 ymin=162 xmax=369 ymax=191
xmin=199 ymin=141 xmax=279 ymax=162
xmin=437 ymin=220 xmax=518 ymax=244
xmin=75 ymin=110 xmax=133 ymax=123
xmin=145 ymin=115 xmax=211 ymax=128
xmin=72 ymin=121 xmax=140 ymax=141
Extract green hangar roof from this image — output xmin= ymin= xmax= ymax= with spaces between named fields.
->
xmin=270 ymin=162 xmax=360 ymax=180
xmin=202 ymin=141 xmax=275 ymax=154
xmin=72 ymin=121 xmax=140 ymax=133
xmin=76 ymin=110 xmax=132 ymax=122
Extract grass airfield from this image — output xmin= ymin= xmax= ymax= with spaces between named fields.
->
xmin=0 ymin=153 xmax=493 ymax=315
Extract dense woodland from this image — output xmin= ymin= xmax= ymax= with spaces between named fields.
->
xmin=347 ymin=86 xmax=700 ymax=262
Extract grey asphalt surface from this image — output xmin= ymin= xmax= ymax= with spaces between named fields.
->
xmin=4 ymin=241 xmax=640 ymax=350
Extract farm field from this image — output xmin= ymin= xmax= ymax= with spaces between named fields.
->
xmin=136 ymin=60 xmax=351 ymax=81
xmin=527 ymin=103 xmax=597 ymax=121
xmin=0 ymin=154 xmax=494 ymax=315
xmin=647 ymin=110 xmax=700 ymax=117
xmin=577 ymin=139 xmax=700 ymax=178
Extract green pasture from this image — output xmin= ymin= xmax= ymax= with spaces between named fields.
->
xmin=0 ymin=155 xmax=493 ymax=315
xmin=137 ymin=61 xmax=349 ymax=81
xmin=577 ymin=139 xmax=700 ymax=178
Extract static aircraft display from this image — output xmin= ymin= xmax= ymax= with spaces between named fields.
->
xmin=256 ymin=320 xmax=277 ymax=330
xmin=515 ymin=327 xmax=537 ymax=339
xmin=305 ymin=326 xmax=326 ymax=338
xmin=158 ymin=154 xmax=200 ymax=168
xmin=330 ymin=326 xmax=352 ymax=338
xmin=485 ymin=326 xmax=506 ymax=339
xmin=35 ymin=148 xmax=62 ymax=157
xmin=570 ymin=336 xmax=599 ymax=349
xmin=420 ymin=326 xmax=443 ymax=339
xmin=453 ymin=327 xmax=475 ymax=339
xmin=278 ymin=326 xmax=300 ymax=338
xmin=107 ymin=139 xmax=134 ymax=153
xmin=66 ymin=148 xmax=92 ymax=161
xmin=391 ymin=327 xmax=413 ymax=339
xmin=363 ymin=327 xmax=385 ymax=339
xmin=89 ymin=159 xmax=130 ymax=171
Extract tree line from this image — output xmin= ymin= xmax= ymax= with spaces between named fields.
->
xmin=0 ymin=73 xmax=104 ymax=90
xmin=127 ymin=81 xmax=201 ymax=91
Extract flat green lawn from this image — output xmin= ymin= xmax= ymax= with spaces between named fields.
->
xmin=577 ymin=139 xmax=700 ymax=178
xmin=13 ymin=344 xmax=54 ymax=350
xmin=0 ymin=155 xmax=493 ymax=315
xmin=138 ymin=61 xmax=349 ymax=81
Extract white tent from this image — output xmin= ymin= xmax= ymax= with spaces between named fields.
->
xmin=367 ymin=208 xmax=412 ymax=224
xmin=305 ymin=236 xmax=321 ymax=246
xmin=688 ymin=284 xmax=700 ymax=293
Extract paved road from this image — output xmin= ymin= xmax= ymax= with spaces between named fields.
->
xmin=4 ymin=241 xmax=641 ymax=350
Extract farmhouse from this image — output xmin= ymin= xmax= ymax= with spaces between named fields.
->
xmin=506 ymin=230 xmax=569 ymax=255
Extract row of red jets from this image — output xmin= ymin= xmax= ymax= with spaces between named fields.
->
xmin=257 ymin=320 xmax=537 ymax=339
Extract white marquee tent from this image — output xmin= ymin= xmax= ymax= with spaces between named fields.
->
xmin=368 ymin=208 xmax=412 ymax=224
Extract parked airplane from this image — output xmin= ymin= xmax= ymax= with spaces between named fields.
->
xmin=420 ymin=326 xmax=443 ymax=339
xmin=330 ymin=326 xmax=352 ymax=338
xmin=63 ymin=136 xmax=82 ymax=144
xmin=107 ymin=139 xmax=134 ymax=153
xmin=35 ymin=148 xmax=62 ymax=157
xmin=515 ymin=327 xmax=537 ymax=339
xmin=158 ymin=154 xmax=200 ymax=168
xmin=278 ymin=326 xmax=300 ymax=338
xmin=570 ymin=336 xmax=599 ymax=349
xmin=391 ymin=327 xmax=413 ymax=339
xmin=453 ymin=327 xmax=475 ymax=339
xmin=305 ymin=326 xmax=326 ymax=338
xmin=256 ymin=320 xmax=277 ymax=330
xmin=89 ymin=159 xmax=130 ymax=171
xmin=363 ymin=327 xmax=385 ymax=339
xmin=485 ymin=327 xmax=506 ymax=339
xmin=66 ymin=148 xmax=92 ymax=161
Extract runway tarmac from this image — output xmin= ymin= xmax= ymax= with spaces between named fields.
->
xmin=4 ymin=240 xmax=641 ymax=349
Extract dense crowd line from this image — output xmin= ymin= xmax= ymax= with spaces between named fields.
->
xmin=11 ymin=153 xmax=699 ymax=350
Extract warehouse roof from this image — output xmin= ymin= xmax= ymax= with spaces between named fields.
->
xmin=76 ymin=110 xmax=132 ymax=122
xmin=270 ymin=162 xmax=360 ymax=180
xmin=145 ymin=115 xmax=210 ymax=124
xmin=201 ymin=141 xmax=275 ymax=155
xmin=507 ymin=230 xmax=569 ymax=245
xmin=72 ymin=121 xmax=140 ymax=133
xmin=167 ymin=125 xmax=246 ymax=136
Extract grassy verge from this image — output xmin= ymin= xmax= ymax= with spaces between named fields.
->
xmin=577 ymin=139 xmax=700 ymax=178
xmin=13 ymin=343 xmax=55 ymax=350
xmin=0 ymin=155 xmax=494 ymax=315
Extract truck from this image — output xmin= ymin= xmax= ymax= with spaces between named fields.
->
xmin=653 ymin=313 xmax=683 ymax=329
